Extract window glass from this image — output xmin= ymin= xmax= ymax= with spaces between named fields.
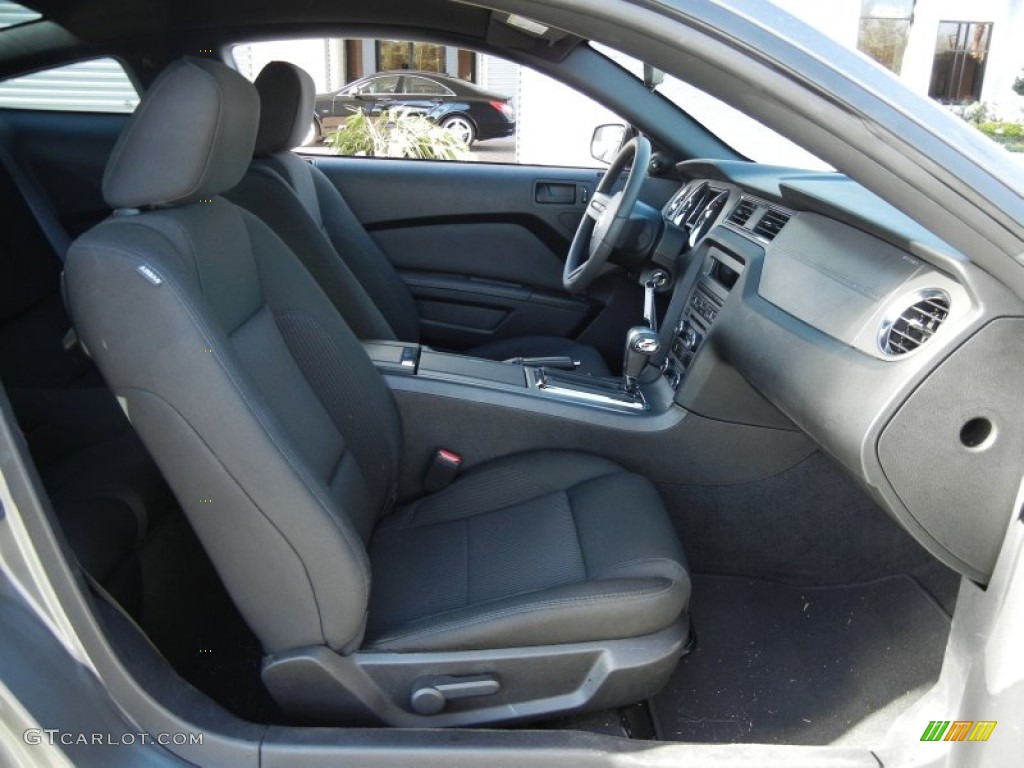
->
xmin=591 ymin=43 xmax=832 ymax=171
xmin=857 ymin=0 xmax=914 ymax=74
xmin=765 ymin=2 xmax=1018 ymax=162
xmin=0 ymin=58 xmax=139 ymax=113
xmin=404 ymin=76 xmax=452 ymax=96
xmin=929 ymin=21 xmax=993 ymax=104
xmin=377 ymin=41 xmax=445 ymax=73
xmin=0 ymin=0 xmax=40 ymax=29
xmin=358 ymin=75 xmax=400 ymax=95
xmin=233 ymin=38 xmax=621 ymax=167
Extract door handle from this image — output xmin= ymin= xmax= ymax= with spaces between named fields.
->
xmin=534 ymin=181 xmax=577 ymax=205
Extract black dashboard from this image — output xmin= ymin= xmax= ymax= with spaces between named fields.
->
xmin=652 ymin=160 xmax=1024 ymax=585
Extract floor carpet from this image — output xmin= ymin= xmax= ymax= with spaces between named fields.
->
xmin=650 ymin=573 xmax=953 ymax=745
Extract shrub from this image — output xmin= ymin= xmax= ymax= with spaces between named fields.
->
xmin=963 ymin=102 xmax=990 ymax=125
xmin=328 ymin=108 xmax=470 ymax=160
xmin=975 ymin=121 xmax=1023 ymax=139
xmin=999 ymin=122 xmax=1022 ymax=138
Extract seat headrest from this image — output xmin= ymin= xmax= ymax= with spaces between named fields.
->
xmin=103 ymin=57 xmax=260 ymax=209
xmin=254 ymin=61 xmax=316 ymax=156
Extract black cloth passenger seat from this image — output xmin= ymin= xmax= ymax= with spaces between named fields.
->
xmin=0 ymin=138 xmax=177 ymax=614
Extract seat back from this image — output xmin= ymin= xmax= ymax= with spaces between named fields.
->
xmin=237 ymin=61 xmax=421 ymax=343
xmin=65 ymin=57 xmax=401 ymax=655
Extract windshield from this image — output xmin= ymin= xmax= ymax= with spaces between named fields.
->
xmin=592 ymin=43 xmax=833 ymax=171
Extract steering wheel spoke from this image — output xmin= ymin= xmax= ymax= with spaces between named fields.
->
xmin=563 ymin=136 xmax=651 ymax=294
xmin=585 ymin=191 xmax=612 ymax=221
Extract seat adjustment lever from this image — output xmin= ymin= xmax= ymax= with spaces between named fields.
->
xmin=410 ymin=674 xmax=501 ymax=715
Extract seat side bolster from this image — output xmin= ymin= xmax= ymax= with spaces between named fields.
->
xmin=124 ymin=389 xmax=342 ymax=652
xmin=65 ymin=230 xmax=371 ymax=653
xmin=309 ymin=167 xmax=421 ymax=343
xmin=228 ymin=170 xmax=396 ymax=341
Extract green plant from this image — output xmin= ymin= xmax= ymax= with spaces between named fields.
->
xmin=962 ymin=102 xmax=990 ymax=125
xmin=1013 ymin=72 xmax=1024 ymax=96
xmin=328 ymin=108 xmax=470 ymax=160
xmin=966 ymin=119 xmax=1024 ymax=152
xmin=977 ymin=121 xmax=1023 ymax=139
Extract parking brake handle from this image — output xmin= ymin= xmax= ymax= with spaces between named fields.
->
xmin=504 ymin=355 xmax=580 ymax=370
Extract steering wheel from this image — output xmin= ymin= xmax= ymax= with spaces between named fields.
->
xmin=563 ymin=135 xmax=651 ymax=294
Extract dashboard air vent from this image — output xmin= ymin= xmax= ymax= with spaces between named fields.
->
xmin=752 ymin=209 xmax=791 ymax=241
xmin=728 ymin=198 xmax=757 ymax=227
xmin=666 ymin=189 xmax=688 ymax=217
xmin=878 ymin=290 xmax=951 ymax=356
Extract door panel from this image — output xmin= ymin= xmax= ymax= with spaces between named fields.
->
xmin=313 ymin=156 xmax=601 ymax=238
xmin=370 ymin=222 xmax=566 ymax=290
xmin=309 ymin=156 xmax=678 ymax=357
xmin=377 ymin=223 xmax=596 ymax=348
xmin=312 ymin=156 xmax=607 ymax=350
xmin=404 ymin=272 xmax=595 ymax=350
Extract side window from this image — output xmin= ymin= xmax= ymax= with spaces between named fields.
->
xmin=0 ymin=1 xmax=40 ymax=27
xmin=0 ymin=58 xmax=139 ymax=113
xmin=233 ymin=38 xmax=622 ymax=167
xmin=358 ymin=75 xmax=400 ymax=95
xmin=404 ymin=76 xmax=453 ymax=96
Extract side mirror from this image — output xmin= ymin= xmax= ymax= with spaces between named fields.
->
xmin=591 ymin=124 xmax=627 ymax=164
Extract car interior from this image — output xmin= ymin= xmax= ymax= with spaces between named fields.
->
xmin=0 ymin=0 xmax=1020 ymax=764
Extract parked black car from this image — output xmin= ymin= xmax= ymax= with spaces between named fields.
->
xmin=312 ymin=70 xmax=516 ymax=145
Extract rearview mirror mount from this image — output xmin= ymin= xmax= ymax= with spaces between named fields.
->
xmin=643 ymin=64 xmax=664 ymax=90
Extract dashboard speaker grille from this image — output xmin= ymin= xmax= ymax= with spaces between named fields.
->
xmin=879 ymin=291 xmax=951 ymax=356
xmin=753 ymin=209 xmax=791 ymax=241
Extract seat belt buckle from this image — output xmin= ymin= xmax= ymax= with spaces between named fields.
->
xmin=62 ymin=327 xmax=90 ymax=358
xmin=425 ymin=449 xmax=461 ymax=492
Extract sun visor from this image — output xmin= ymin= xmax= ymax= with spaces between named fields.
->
xmin=486 ymin=12 xmax=581 ymax=61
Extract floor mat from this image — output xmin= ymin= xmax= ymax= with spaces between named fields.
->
xmin=651 ymin=574 xmax=952 ymax=746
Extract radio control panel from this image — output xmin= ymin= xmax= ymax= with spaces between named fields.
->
xmin=664 ymin=246 xmax=745 ymax=389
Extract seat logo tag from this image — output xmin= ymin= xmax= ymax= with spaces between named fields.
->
xmin=137 ymin=265 xmax=163 ymax=285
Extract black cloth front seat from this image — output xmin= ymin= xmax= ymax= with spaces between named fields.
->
xmin=65 ymin=58 xmax=689 ymax=723
xmin=228 ymin=61 xmax=610 ymax=377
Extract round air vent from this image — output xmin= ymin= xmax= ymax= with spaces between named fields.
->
xmin=878 ymin=289 xmax=951 ymax=356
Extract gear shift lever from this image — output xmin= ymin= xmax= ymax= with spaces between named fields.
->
xmin=622 ymin=326 xmax=661 ymax=393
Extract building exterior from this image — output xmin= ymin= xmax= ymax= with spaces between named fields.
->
xmin=777 ymin=0 xmax=1024 ymax=116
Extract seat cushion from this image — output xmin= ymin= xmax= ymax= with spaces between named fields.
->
xmin=467 ymin=335 xmax=610 ymax=377
xmin=365 ymin=450 xmax=689 ymax=652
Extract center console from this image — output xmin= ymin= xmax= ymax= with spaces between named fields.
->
xmin=662 ymin=244 xmax=745 ymax=390
xmin=362 ymin=340 xmax=652 ymax=414
xmin=365 ymin=242 xmax=747 ymax=417
xmin=360 ymin=238 xmax=807 ymax=500
xmin=528 ymin=366 xmax=647 ymax=410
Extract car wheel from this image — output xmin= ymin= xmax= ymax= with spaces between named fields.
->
xmin=440 ymin=115 xmax=475 ymax=147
